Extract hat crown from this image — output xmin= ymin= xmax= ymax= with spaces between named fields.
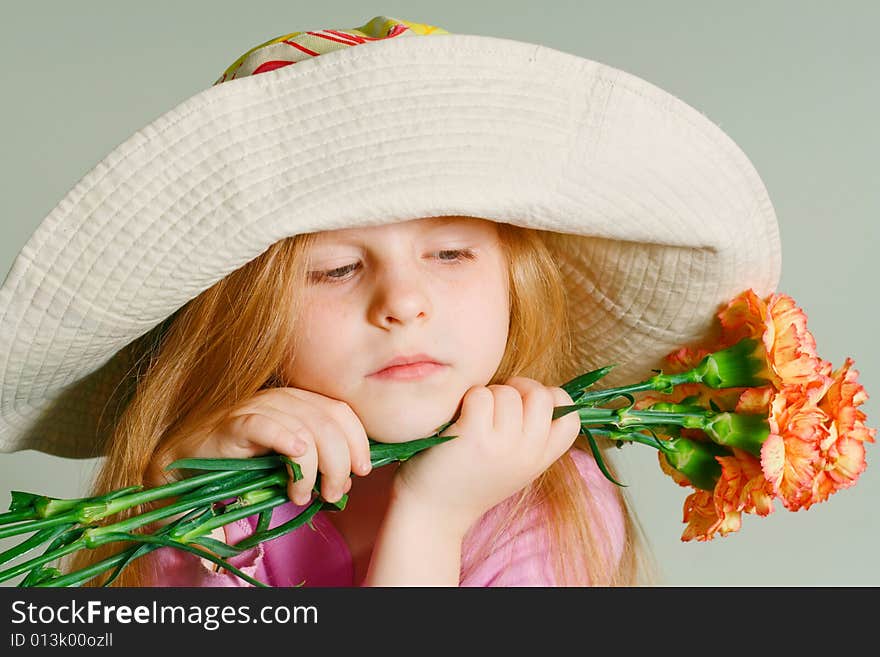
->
xmin=212 ymin=15 xmax=450 ymax=86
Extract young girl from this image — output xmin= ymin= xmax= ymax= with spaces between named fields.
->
xmin=71 ymin=214 xmax=651 ymax=586
xmin=0 ymin=16 xmax=781 ymax=587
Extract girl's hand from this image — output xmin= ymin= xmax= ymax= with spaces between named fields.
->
xmin=391 ymin=377 xmax=581 ymax=533
xmin=157 ymin=388 xmax=373 ymax=505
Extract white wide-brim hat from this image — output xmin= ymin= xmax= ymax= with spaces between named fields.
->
xmin=0 ymin=16 xmax=781 ymax=459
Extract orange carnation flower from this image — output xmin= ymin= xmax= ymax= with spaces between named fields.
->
xmin=641 ymin=289 xmax=875 ymax=540
xmin=812 ymin=358 xmax=877 ymax=504
xmin=716 ymin=289 xmax=828 ymax=389
xmin=760 ymin=383 xmax=830 ymax=511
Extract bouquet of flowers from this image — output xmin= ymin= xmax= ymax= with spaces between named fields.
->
xmin=570 ymin=289 xmax=876 ymax=541
xmin=0 ymin=289 xmax=873 ymax=586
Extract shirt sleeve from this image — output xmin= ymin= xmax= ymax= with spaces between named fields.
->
xmin=459 ymin=448 xmax=626 ymax=586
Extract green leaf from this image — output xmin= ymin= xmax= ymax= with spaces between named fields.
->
xmin=233 ymin=497 xmax=325 ymax=551
xmin=583 ymin=428 xmax=627 ymax=488
xmin=0 ymin=524 xmax=72 ymax=567
xmin=279 ymin=456 xmax=303 ymax=482
xmin=8 ymin=491 xmax=41 ymax=512
xmin=165 ymin=506 xmax=216 ymax=538
xmin=190 ymin=536 xmax=246 ymax=558
xmin=20 ymin=566 xmax=63 ymax=587
xmin=102 ymin=508 xmax=212 ymax=587
xmin=322 ymin=494 xmax=348 ymax=512
xmin=561 ymin=365 xmax=616 ymax=401
xmin=256 ymin=510 xmax=272 ymax=534
xmin=96 ymin=532 xmax=270 ymax=588
xmin=100 ymin=544 xmax=158 ymax=587
xmin=368 ymin=434 xmax=456 ymax=468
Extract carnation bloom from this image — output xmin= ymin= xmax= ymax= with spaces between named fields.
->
xmin=679 ymin=448 xmax=775 ymax=542
xmin=760 ymin=381 xmax=830 ymax=511
xmin=639 ymin=289 xmax=874 ymax=541
xmin=813 ymin=358 xmax=877 ymax=504
xmin=717 ymin=289 xmax=827 ymax=389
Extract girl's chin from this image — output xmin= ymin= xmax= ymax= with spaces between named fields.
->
xmin=351 ymin=386 xmax=467 ymax=442
xmin=362 ymin=423 xmax=445 ymax=444
xmin=360 ymin=411 xmax=457 ymax=444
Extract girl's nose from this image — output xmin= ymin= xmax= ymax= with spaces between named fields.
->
xmin=368 ymin=267 xmax=432 ymax=328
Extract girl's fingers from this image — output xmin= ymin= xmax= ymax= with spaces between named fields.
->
xmin=486 ymin=384 xmax=522 ymax=439
xmin=546 ymin=386 xmax=581 ymax=459
xmin=238 ymin=392 xmax=365 ymax=503
xmin=273 ymin=389 xmax=372 ymax=477
xmin=287 ymin=434 xmax=318 ymax=506
xmin=504 ymin=377 xmax=555 ymax=445
xmin=309 ymin=413 xmax=353 ymax=503
xmin=213 ymin=412 xmax=307 ymax=459
xmin=447 ymin=386 xmax=495 ymax=439
xmin=232 ymin=403 xmax=312 ymax=458
xmin=324 ymin=399 xmax=373 ymax=477
xmin=214 ymin=409 xmax=317 ymax=506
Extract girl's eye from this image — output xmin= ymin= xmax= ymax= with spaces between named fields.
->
xmin=308 ymin=249 xmax=476 ymax=284
xmin=436 ymin=248 xmax=476 ymax=262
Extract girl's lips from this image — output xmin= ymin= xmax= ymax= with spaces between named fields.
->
xmin=368 ymin=361 xmax=447 ymax=381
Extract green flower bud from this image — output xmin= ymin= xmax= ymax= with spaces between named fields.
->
xmin=701 ymin=412 xmax=770 ymax=458
xmin=661 ymin=436 xmax=732 ymax=491
xmin=695 ymin=338 xmax=771 ymax=389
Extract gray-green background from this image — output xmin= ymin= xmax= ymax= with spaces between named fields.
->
xmin=2 ymin=1 xmax=877 ymax=586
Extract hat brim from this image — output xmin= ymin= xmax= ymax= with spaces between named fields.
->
xmin=0 ymin=33 xmax=780 ymax=457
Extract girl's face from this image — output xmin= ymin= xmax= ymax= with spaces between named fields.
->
xmin=283 ymin=215 xmax=510 ymax=443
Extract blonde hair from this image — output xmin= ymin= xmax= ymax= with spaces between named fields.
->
xmin=65 ymin=220 xmax=660 ymax=587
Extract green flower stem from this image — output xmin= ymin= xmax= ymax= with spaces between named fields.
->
xmin=82 ymin=472 xmax=288 ymax=542
xmin=553 ymin=404 xmax=769 ymax=457
xmin=35 ymin=509 xmax=216 ymax=588
xmin=40 ymin=494 xmax=327 ymax=587
xmin=36 ymin=494 xmax=324 ymax=587
xmin=0 ymin=471 xmax=239 ymax=540
xmin=8 ymin=437 xmax=451 ymax=586
xmin=33 ymin=497 xmax=93 ymax=518
xmin=0 ymin=525 xmax=73 ymax=567
xmin=567 ymin=338 xmax=770 ymax=405
xmin=175 ymin=490 xmax=287 ymax=543
xmin=0 ymin=473 xmax=289 ymax=584
xmin=585 ymin=428 xmax=670 ymax=451
xmin=0 ymin=539 xmax=86 ymax=585
xmin=0 ymin=512 xmax=82 ymax=540
xmin=552 ymin=404 xmax=706 ymax=429
xmin=572 ymin=371 xmax=701 ymax=404
xmin=35 ymin=547 xmax=154 ymax=588
xmin=0 ymin=509 xmax=50 ymax=524
xmin=89 ymin=471 xmax=240 ymax=519
xmin=1 ymin=427 xmax=455 ymax=587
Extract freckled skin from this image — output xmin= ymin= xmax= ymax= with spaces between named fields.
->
xmin=282 ymin=215 xmax=510 ymax=443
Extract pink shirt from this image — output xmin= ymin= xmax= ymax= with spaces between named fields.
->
xmin=147 ymin=448 xmax=625 ymax=586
